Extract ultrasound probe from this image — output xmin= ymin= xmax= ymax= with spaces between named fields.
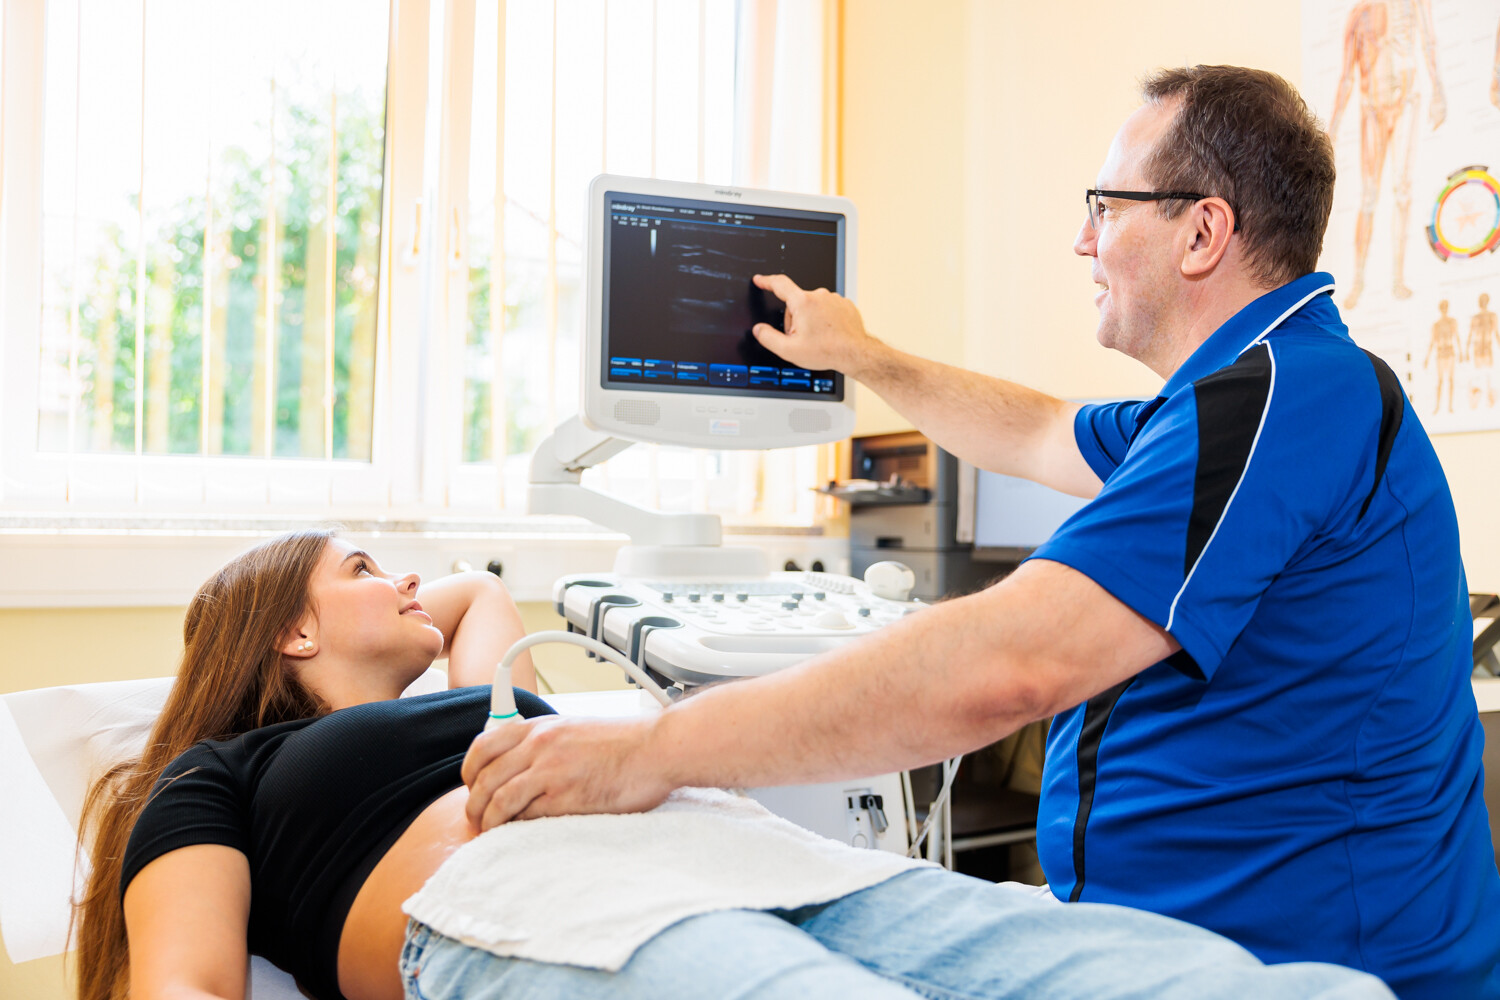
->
xmin=485 ymin=631 xmax=675 ymax=733
xmin=485 ymin=664 xmax=519 ymax=730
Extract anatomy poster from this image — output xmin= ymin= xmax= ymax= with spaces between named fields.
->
xmin=1303 ymin=0 xmax=1500 ymax=432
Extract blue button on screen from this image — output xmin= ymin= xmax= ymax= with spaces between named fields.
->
xmin=610 ymin=367 xmax=642 ymax=379
xmin=780 ymin=377 xmax=811 ymax=389
xmin=709 ymin=364 xmax=750 ymax=387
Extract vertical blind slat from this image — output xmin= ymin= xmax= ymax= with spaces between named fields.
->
xmin=261 ymin=78 xmax=279 ymax=459
xmin=544 ymin=0 xmax=559 ymax=433
xmin=649 ymin=0 xmax=657 ymax=177
xmin=66 ymin=0 xmax=82 ymax=477
xmin=492 ymin=0 xmax=509 ymax=500
xmin=200 ymin=69 xmax=213 ymax=467
xmin=325 ymin=90 xmax=338 ymax=462
xmin=696 ymin=0 xmax=705 ymax=183
xmin=133 ymin=0 xmax=148 ymax=485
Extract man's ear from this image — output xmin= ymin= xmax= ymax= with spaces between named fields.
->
xmin=278 ymin=612 xmax=319 ymax=659
xmin=1180 ymin=197 xmax=1236 ymax=277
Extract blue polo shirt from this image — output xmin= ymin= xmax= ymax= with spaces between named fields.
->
xmin=1031 ymin=272 xmax=1500 ymax=999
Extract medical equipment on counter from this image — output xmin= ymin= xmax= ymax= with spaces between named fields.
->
xmin=530 ymin=176 xmax=857 ymax=582
xmin=550 ymin=562 xmax=922 ymax=687
xmin=522 ymin=175 xmax=957 ymax=861
xmin=839 ymin=432 xmax=995 ymax=601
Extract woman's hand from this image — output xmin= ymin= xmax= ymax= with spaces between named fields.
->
xmin=461 ymin=715 xmax=676 ymax=830
xmin=417 ymin=571 xmax=536 ymax=691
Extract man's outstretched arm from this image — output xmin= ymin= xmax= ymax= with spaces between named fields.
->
xmin=462 ymin=558 xmax=1178 ymax=828
xmin=749 ymin=274 xmax=1103 ymax=498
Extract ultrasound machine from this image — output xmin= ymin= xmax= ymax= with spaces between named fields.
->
xmin=518 ymin=175 xmax=957 ymax=858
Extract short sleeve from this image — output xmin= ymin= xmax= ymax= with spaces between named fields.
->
xmin=1034 ymin=346 xmax=1336 ymax=680
xmin=1074 ymin=399 xmax=1152 ymax=480
xmin=120 ymin=743 xmax=249 ymax=898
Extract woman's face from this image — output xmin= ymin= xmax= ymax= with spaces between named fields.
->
xmin=303 ymin=538 xmax=445 ymax=678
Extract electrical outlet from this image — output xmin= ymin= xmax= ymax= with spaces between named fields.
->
xmin=844 ymin=787 xmax=875 ymax=849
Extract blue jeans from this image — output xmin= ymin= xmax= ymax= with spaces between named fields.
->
xmin=398 ymin=868 xmax=1393 ymax=999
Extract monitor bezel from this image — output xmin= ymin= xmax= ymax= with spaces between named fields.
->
xmin=581 ymin=174 xmax=857 ymax=450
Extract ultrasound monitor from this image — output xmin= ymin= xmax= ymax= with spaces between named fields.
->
xmin=581 ymin=175 xmax=857 ymax=449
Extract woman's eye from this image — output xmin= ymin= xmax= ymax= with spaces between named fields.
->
xmin=354 ymin=561 xmax=371 ymax=575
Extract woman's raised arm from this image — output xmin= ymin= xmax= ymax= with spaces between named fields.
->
xmin=121 ymin=844 xmax=252 ymax=1000
xmin=417 ymin=570 xmax=537 ymax=691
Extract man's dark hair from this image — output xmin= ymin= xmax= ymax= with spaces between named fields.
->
xmin=1140 ymin=65 xmax=1335 ymax=288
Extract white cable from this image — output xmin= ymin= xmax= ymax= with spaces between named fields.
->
xmin=488 ymin=630 xmax=675 ymax=731
xmin=906 ymin=754 xmax=964 ymax=862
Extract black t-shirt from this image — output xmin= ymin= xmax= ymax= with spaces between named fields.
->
xmin=120 ymin=685 xmax=554 ymax=1000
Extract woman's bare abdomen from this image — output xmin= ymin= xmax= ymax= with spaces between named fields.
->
xmin=337 ymin=786 xmax=477 ymax=1000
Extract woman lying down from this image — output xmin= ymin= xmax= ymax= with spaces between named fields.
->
xmin=73 ymin=530 xmax=1392 ymax=1000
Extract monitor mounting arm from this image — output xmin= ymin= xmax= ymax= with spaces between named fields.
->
xmin=528 ymin=416 xmax=767 ymax=576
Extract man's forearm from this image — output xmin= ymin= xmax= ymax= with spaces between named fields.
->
xmin=460 ymin=561 xmax=1177 ymax=828
xmin=853 ymin=338 xmax=1095 ymax=496
xmin=645 ymin=592 xmax=1039 ymax=791
xmin=642 ymin=559 xmax=1176 ymax=793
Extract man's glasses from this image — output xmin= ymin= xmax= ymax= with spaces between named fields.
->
xmin=1085 ymin=188 xmax=1213 ymax=230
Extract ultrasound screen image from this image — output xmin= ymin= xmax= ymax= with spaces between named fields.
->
xmin=602 ymin=193 xmax=845 ymax=400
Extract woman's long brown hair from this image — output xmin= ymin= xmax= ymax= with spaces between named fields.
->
xmin=72 ymin=529 xmax=335 ymax=1000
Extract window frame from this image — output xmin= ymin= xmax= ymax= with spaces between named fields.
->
xmin=0 ymin=0 xmax=433 ymax=513
xmin=0 ymin=0 xmax=839 ymax=530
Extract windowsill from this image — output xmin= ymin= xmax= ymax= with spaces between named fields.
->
xmin=0 ymin=514 xmax=844 ymax=608
xmin=0 ymin=512 xmax=824 ymax=536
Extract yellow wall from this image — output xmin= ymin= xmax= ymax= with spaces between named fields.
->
xmin=840 ymin=0 xmax=1500 ymax=590
xmin=0 ymin=602 xmax=622 ymax=698
xmin=841 ymin=0 xmax=968 ymax=436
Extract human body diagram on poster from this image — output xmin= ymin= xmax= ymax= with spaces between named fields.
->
xmin=1305 ymin=0 xmax=1500 ymax=432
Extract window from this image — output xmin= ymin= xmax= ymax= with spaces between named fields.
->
xmin=1 ymin=0 xmax=838 ymax=525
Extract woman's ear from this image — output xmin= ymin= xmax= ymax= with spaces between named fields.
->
xmin=278 ymin=613 xmax=319 ymax=659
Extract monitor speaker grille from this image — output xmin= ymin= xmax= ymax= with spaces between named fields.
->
xmin=613 ymin=399 xmax=662 ymax=426
xmin=789 ymin=408 xmax=832 ymax=433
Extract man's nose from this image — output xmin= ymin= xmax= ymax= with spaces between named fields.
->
xmin=1074 ymin=219 xmax=1097 ymax=257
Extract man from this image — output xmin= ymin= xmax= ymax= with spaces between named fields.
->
xmin=466 ymin=66 xmax=1500 ymax=999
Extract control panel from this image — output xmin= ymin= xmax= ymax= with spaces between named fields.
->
xmin=553 ymin=563 xmax=925 ymax=687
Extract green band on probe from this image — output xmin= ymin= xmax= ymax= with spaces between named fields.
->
xmin=488 ymin=710 xmax=519 ymax=721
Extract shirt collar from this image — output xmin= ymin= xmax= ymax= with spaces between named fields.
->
xmin=1158 ymin=271 xmax=1338 ymax=399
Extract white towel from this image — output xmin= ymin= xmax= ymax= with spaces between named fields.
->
xmin=401 ymin=787 xmax=934 ymax=971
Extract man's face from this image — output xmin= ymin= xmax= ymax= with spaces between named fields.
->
xmin=1074 ymin=102 xmax=1185 ymax=366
